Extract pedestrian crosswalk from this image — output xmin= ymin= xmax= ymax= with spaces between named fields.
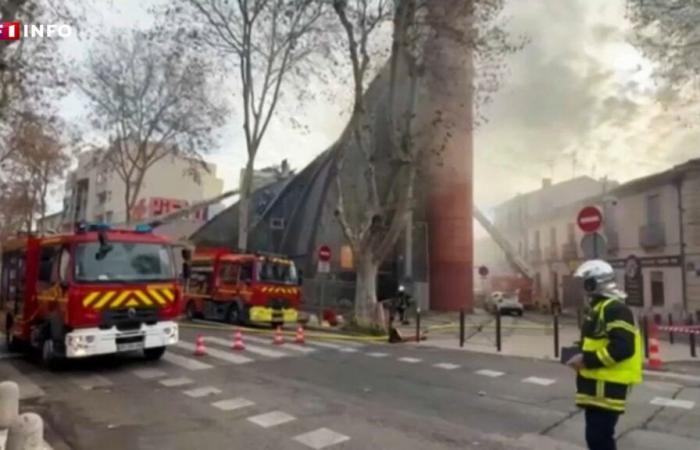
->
xmin=151 ymin=334 xmax=368 ymax=372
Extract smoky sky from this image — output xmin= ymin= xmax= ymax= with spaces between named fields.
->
xmin=53 ymin=0 xmax=699 ymax=216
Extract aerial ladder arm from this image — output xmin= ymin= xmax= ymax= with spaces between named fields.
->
xmin=126 ymin=189 xmax=240 ymax=230
xmin=473 ymin=206 xmax=534 ymax=280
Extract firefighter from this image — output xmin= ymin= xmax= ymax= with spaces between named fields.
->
xmin=396 ymin=285 xmax=411 ymax=325
xmin=566 ymin=260 xmax=643 ymax=450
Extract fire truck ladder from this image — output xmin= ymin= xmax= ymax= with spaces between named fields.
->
xmin=473 ymin=206 xmax=534 ymax=280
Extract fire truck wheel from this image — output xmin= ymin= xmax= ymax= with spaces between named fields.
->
xmin=185 ymin=301 xmax=198 ymax=321
xmin=143 ymin=346 xmax=166 ymax=361
xmin=226 ymin=304 xmax=242 ymax=325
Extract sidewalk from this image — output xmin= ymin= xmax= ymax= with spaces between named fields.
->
xmin=410 ymin=312 xmax=700 ymax=365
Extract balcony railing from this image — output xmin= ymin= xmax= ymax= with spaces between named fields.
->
xmin=639 ymin=222 xmax=666 ymax=249
xmin=561 ymin=242 xmax=578 ymax=261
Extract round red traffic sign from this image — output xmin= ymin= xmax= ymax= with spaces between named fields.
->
xmin=577 ymin=206 xmax=603 ymax=233
xmin=318 ymin=245 xmax=332 ymax=262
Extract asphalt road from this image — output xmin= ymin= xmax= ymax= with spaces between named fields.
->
xmin=3 ymin=323 xmax=700 ymax=450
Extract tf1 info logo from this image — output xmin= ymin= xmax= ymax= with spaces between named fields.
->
xmin=0 ymin=22 xmax=73 ymax=41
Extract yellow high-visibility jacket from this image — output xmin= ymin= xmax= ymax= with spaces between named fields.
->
xmin=575 ymin=297 xmax=643 ymax=413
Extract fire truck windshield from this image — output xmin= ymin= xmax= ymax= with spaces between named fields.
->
xmin=74 ymin=242 xmax=174 ymax=282
xmin=256 ymin=259 xmax=298 ymax=285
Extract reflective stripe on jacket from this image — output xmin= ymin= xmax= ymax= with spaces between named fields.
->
xmin=576 ymin=298 xmax=643 ymax=413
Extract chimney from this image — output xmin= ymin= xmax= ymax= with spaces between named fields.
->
xmin=542 ymin=178 xmax=552 ymax=189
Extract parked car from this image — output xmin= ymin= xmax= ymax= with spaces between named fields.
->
xmin=486 ymin=291 xmax=524 ymax=316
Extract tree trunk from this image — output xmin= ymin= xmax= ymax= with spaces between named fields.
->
xmin=237 ymin=159 xmax=255 ymax=252
xmin=354 ymin=251 xmax=379 ymax=324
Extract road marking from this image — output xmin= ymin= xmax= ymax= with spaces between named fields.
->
xmin=339 ymin=347 xmax=358 ymax=353
xmin=205 ymin=336 xmax=289 ymax=358
xmin=475 ymin=369 xmax=504 ymax=378
xmin=132 ymin=368 xmax=167 ymax=380
xmin=398 ymin=357 xmax=422 ymax=363
xmin=163 ymin=352 xmax=213 ymax=371
xmin=159 ymin=377 xmax=194 ymax=387
xmin=176 ymin=341 xmax=253 ymax=365
xmin=294 ymin=428 xmax=351 ymax=449
xmin=650 ymin=397 xmax=696 ymax=410
xmin=434 ymin=363 xmax=461 ymax=370
xmin=243 ymin=335 xmax=316 ymax=354
xmin=644 ymin=370 xmax=700 ymax=383
xmin=247 ymin=411 xmax=296 ymax=428
xmin=211 ymin=398 xmax=255 ymax=411
xmin=366 ymin=352 xmax=389 ymax=358
xmin=522 ymin=376 xmax=557 ymax=386
xmin=183 ymin=386 xmax=222 ymax=398
xmin=307 ymin=341 xmax=363 ymax=352
xmin=71 ymin=375 xmax=113 ymax=390
xmin=644 ymin=381 xmax=684 ymax=392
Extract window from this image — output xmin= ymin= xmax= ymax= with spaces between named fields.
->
xmin=567 ymin=223 xmax=575 ymax=243
xmin=646 ymin=194 xmax=661 ymax=224
xmin=270 ymin=218 xmax=286 ymax=230
xmin=219 ymin=263 xmax=239 ymax=285
xmin=240 ymin=262 xmax=253 ymax=282
xmin=59 ymin=247 xmax=70 ymax=284
xmin=97 ymin=191 xmax=111 ymax=205
xmin=651 ymin=271 xmax=665 ymax=307
xmin=74 ymin=242 xmax=174 ymax=282
xmin=105 ymin=211 xmax=114 ymax=223
xmin=533 ymin=230 xmax=541 ymax=250
xmin=256 ymin=259 xmax=298 ymax=285
xmin=550 ymin=227 xmax=557 ymax=248
xmin=38 ymin=246 xmax=60 ymax=285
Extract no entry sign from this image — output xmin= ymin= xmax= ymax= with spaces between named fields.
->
xmin=318 ymin=245 xmax=332 ymax=262
xmin=577 ymin=206 xmax=603 ymax=233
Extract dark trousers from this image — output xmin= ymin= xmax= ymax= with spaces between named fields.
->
xmin=585 ymin=407 xmax=619 ymax=450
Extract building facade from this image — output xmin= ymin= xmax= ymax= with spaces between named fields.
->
xmin=488 ymin=159 xmax=700 ymax=318
xmin=60 ymin=150 xmax=224 ymax=229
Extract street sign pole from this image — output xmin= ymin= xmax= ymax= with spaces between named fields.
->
xmin=317 ymin=245 xmax=332 ymax=326
xmin=319 ymin=274 xmax=326 ymax=326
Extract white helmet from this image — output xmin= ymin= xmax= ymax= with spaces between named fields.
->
xmin=574 ymin=259 xmax=625 ymax=298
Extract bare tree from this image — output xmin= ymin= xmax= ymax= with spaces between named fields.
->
xmin=76 ymin=29 xmax=228 ymax=223
xmin=331 ymin=0 xmax=523 ymax=325
xmin=163 ymin=0 xmax=326 ymax=252
xmin=1 ymin=113 xmax=71 ymax=234
xmin=628 ymin=1 xmax=700 ymax=104
xmin=0 ymin=0 xmax=85 ymax=124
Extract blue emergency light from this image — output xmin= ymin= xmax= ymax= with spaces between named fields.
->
xmin=134 ymin=224 xmax=153 ymax=233
xmin=75 ymin=222 xmax=111 ymax=234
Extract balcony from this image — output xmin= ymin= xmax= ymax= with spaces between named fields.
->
xmin=561 ymin=242 xmax=578 ymax=261
xmin=639 ymin=222 xmax=666 ymax=249
xmin=528 ymin=247 xmax=543 ymax=263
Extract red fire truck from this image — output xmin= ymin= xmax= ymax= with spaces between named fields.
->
xmin=1 ymin=223 xmax=182 ymax=367
xmin=184 ymin=248 xmax=301 ymax=326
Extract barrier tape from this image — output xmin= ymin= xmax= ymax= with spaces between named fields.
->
xmin=657 ymin=325 xmax=700 ymax=335
xmin=180 ymin=321 xmax=389 ymax=342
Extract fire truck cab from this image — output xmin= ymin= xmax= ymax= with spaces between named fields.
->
xmin=184 ymin=248 xmax=301 ymax=326
xmin=1 ymin=223 xmax=182 ymax=368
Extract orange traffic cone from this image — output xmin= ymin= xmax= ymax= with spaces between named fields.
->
xmin=647 ymin=324 xmax=663 ymax=370
xmin=273 ymin=326 xmax=284 ymax=345
xmin=295 ymin=325 xmax=305 ymax=344
xmin=232 ymin=330 xmax=245 ymax=351
xmin=194 ymin=334 xmax=207 ymax=356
